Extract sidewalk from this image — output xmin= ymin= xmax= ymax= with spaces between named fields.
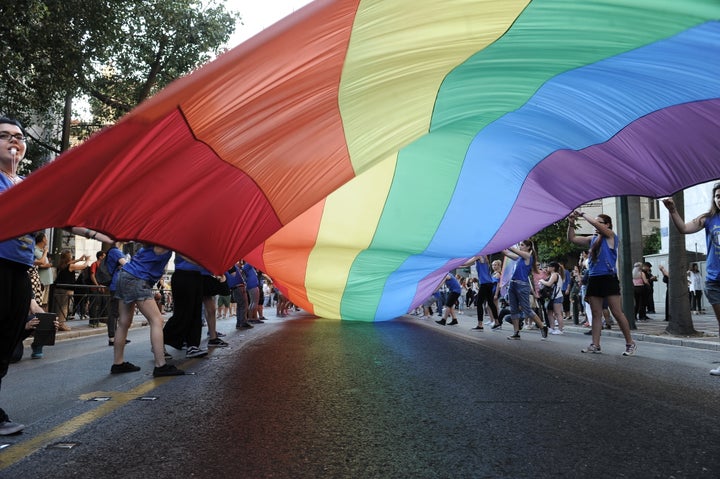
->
xmin=562 ymin=306 xmax=719 ymax=351
xmin=428 ymin=304 xmax=720 ymax=352
xmin=23 ymin=313 xmax=151 ymax=345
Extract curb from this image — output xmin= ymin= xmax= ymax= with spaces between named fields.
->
xmin=563 ymin=325 xmax=720 ymax=351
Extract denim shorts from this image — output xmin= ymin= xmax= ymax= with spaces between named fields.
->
xmin=706 ymin=281 xmax=720 ymax=305
xmin=114 ymin=270 xmax=155 ymax=304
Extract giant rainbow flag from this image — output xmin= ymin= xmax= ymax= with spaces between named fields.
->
xmin=2 ymin=0 xmax=720 ymax=320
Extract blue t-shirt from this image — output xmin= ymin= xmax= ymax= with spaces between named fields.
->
xmin=224 ymin=265 xmax=245 ymax=288
xmin=705 ymin=213 xmax=720 ymax=282
xmin=588 ymin=233 xmax=618 ymax=276
xmin=175 ymin=255 xmax=204 ymax=273
xmin=0 ymin=175 xmax=34 ymax=266
xmin=106 ymin=247 xmax=126 ymax=291
xmin=243 ymin=263 xmax=259 ymax=289
xmin=445 ymin=274 xmax=462 ymax=294
xmin=475 ymin=259 xmax=493 ymax=284
xmin=121 ymin=247 xmax=171 ymax=282
xmin=511 ymin=256 xmax=533 ymax=282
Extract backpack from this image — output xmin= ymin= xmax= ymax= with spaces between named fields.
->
xmin=95 ymin=257 xmax=112 ymax=286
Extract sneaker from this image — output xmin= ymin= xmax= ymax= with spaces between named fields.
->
xmin=507 ymin=333 xmax=521 ymax=340
xmin=110 ymin=361 xmax=141 ymax=374
xmin=237 ymin=322 xmax=253 ymax=329
xmin=0 ymin=420 xmax=24 ymax=435
xmin=206 ymin=331 xmax=227 ymax=337
xmin=153 ymin=364 xmax=185 ymax=377
xmin=435 ymin=319 xmax=446 ymax=326
xmin=550 ymin=329 xmax=561 ymax=335
xmin=248 ymin=319 xmax=264 ymax=324
xmin=581 ymin=344 xmax=601 ymax=354
xmin=491 ymin=323 xmax=502 ymax=330
xmin=710 ymin=367 xmax=720 ymax=376
xmin=448 ymin=319 xmax=458 ymax=326
xmin=541 ymin=325 xmax=548 ymax=338
xmin=207 ymin=337 xmax=229 ymax=348
xmin=623 ymin=342 xmax=637 ymax=356
xmin=185 ymin=346 xmax=208 ymax=358
xmin=471 ymin=326 xmax=484 ymax=331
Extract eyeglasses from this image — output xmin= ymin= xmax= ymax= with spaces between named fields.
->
xmin=0 ymin=132 xmax=27 ymax=143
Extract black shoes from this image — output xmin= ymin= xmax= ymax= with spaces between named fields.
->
xmin=435 ymin=319 xmax=446 ymax=325
xmin=447 ymin=319 xmax=459 ymax=325
xmin=153 ymin=364 xmax=185 ymax=377
xmin=541 ymin=325 xmax=549 ymax=338
xmin=110 ymin=361 xmax=140 ymax=374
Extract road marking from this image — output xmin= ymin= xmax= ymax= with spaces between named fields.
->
xmin=0 ymin=377 xmax=171 ymax=469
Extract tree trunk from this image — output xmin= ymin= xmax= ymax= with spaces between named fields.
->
xmin=666 ymin=191 xmax=698 ymax=335
xmin=51 ymin=92 xmax=74 ymax=255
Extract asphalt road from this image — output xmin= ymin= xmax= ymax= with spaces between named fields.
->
xmin=1 ymin=314 xmax=719 ymax=478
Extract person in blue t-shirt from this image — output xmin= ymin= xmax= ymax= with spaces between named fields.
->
xmin=0 ymin=117 xmax=38 ymax=435
xmin=113 ymin=245 xmax=184 ymax=377
xmin=664 ymin=182 xmax=720 ymax=375
xmin=568 ymin=211 xmax=636 ymax=356
xmin=163 ymin=255 xmax=207 ymax=359
xmin=105 ymin=242 xmax=128 ymax=346
xmin=435 ymin=273 xmax=463 ymax=326
xmin=502 ymin=240 xmax=548 ymax=340
xmin=242 ymin=260 xmax=262 ymax=324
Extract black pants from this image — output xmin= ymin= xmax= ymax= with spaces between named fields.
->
xmin=163 ymin=270 xmax=203 ymax=349
xmin=633 ymin=285 xmax=647 ymax=319
xmin=475 ymin=283 xmax=498 ymax=321
xmin=0 ymin=260 xmax=32 ymax=388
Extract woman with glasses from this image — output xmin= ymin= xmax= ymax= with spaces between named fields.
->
xmin=663 ymin=182 xmax=720 ymax=375
xmin=0 ymin=117 xmax=37 ymax=435
xmin=567 ymin=212 xmax=637 ymax=356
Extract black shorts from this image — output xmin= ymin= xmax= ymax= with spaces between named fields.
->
xmin=201 ymin=275 xmax=231 ymax=297
xmin=445 ymin=291 xmax=461 ymax=307
xmin=585 ymin=274 xmax=621 ymax=298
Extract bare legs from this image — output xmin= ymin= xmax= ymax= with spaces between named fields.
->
xmin=114 ymin=299 xmax=168 ymax=367
xmin=587 ymin=295 xmax=633 ymax=347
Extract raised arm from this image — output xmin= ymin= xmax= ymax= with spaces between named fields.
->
xmin=567 ymin=211 xmax=592 ymax=248
xmin=662 ymin=198 xmax=706 ymax=234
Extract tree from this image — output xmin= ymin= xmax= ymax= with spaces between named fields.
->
xmin=0 ymin=0 xmax=239 ymax=162
xmin=643 ymin=227 xmax=661 ymax=256
xmin=665 ymin=191 xmax=698 ymax=336
xmin=532 ymin=219 xmax=583 ymax=265
xmin=84 ymin=0 xmax=239 ymax=123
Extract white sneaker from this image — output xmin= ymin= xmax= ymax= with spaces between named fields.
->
xmin=710 ymin=367 xmax=720 ymax=376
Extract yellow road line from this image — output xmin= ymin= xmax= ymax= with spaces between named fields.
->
xmin=0 ymin=377 xmax=171 ymax=469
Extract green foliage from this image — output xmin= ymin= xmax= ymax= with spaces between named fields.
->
xmin=531 ymin=219 xmax=583 ymax=265
xmin=0 ymin=0 xmax=239 ymax=161
xmin=643 ymin=227 xmax=661 ymax=256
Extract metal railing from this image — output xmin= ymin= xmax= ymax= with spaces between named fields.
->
xmin=48 ymin=283 xmax=172 ymax=325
